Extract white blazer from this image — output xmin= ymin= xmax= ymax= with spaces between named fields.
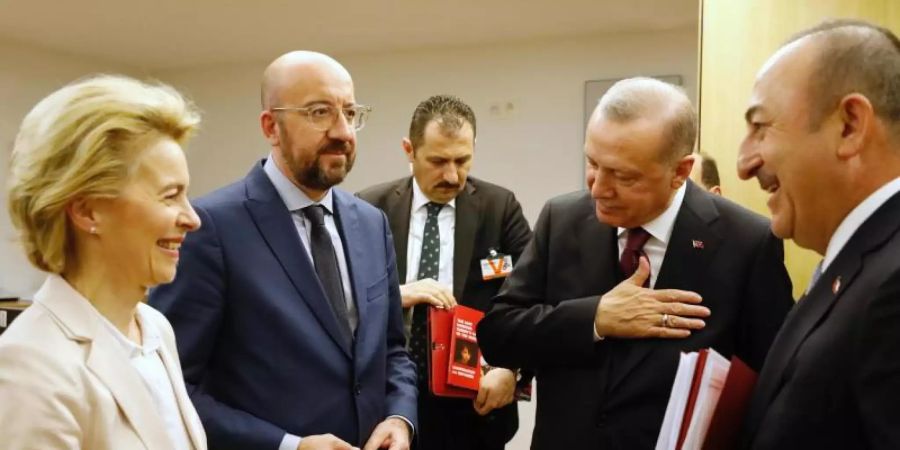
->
xmin=0 ymin=275 xmax=207 ymax=450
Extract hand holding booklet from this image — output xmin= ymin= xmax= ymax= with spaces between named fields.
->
xmin=656 ymin=348 xmax=758 ymax=450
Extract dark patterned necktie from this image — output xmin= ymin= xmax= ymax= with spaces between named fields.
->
xmin=620 ymin=227 xmax=652 ymax=287
xmin=409 ymin=202 xmax=444 ymax=386
xmin=302 ymin=205 xmax=353 ymax=345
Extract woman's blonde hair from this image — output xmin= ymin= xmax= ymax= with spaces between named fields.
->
xmin=7 ymin=74 xmax=201 ymax=274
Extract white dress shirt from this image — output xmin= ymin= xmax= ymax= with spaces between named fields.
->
xmin=821 ymin=176 xmax=900 ymax=272
xmin=616 ymin=182 xmax=687 ymax=289
xmin=98 ymin=306 xmax=194 ymax=450
xmin=405 ymin=178 xmax=455 ymax=288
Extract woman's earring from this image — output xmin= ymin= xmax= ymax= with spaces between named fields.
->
xmin=89 ymin=226 xmax=97 ymax=235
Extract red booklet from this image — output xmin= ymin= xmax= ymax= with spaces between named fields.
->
xmin=427 ymin=305 xmax=484 ymax=398
xmin=446 ymin=306 xmax=484 ymax=390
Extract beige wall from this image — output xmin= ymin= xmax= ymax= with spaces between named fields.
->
xmin=699 ymin=0 xmax=900 ymax=298
xmin=0 ymin=29 xmax=698 ymax=297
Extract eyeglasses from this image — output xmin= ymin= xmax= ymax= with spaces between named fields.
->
xmin=270 ymin=104 xmax=372 ymax=131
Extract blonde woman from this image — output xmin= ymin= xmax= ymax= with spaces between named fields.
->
xmin=1 ymin=75 xmax=207 ymax=450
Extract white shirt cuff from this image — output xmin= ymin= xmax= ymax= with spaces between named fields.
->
xmin=278 ymin=417 xmax=413 ymax=450
xmin=387 ymin=415 xmax=415 ymax=438
xmin=279 ymin=433 xmax=302 ymax=450
xmin=593 ymin=324 xmax=605 ymax=342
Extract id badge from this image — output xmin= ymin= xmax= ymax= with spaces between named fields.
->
xmin=480 ymin=250 xmax=513 ymax=280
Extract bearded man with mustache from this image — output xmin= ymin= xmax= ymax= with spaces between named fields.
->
xmin=150 ymin=51 xmax=417 ymax=450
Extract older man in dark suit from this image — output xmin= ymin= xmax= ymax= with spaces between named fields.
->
xmin=477 ymin=77 xmax=794 ymax=450
xmin=738 ymin=19 xmax=900 ymax=450
xmin=359 ymin=95 xmax=532 ymax=450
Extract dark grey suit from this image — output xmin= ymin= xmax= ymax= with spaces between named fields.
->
xmin=742 ymin=190 xmax=900 ymax=450
xmin=478 ymin=181 xmax=794 ymax=450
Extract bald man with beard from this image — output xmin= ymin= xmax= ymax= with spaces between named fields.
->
xmin=150 ymin=51 xmax=417 ymax=450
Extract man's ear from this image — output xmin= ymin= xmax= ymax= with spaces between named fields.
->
xmin=709 ymin=185 xmax=723 ymax=196
xmin=260 ymin=111 xmax=280 ymax=147
xmin=672 ymin=154 xmax=695 ymax=188
xmin=835 ymin=93 xmax=874 ymax=160
xmin=402 ymin=138 xmax=415 ymax=163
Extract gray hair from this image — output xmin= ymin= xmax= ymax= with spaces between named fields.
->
xmin=595 ymin=77 xmax=697 ymax=161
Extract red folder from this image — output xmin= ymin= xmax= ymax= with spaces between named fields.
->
xmin=428 ymin=306 xmax=481 ymax=398
xmin=657 ymin=350 xmax=758 ymax=450
xmin=701 ymin=356 xmax=758 ymax=450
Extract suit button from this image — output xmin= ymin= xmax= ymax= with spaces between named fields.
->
xmin=354 ymin=384 xmax=362 ymax=396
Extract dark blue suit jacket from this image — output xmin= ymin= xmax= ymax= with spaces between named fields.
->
xmin=149 ymin=161 xmax=417 ymax=449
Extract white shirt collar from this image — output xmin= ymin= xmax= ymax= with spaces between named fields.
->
xmin=263 ymin=156 xmax=334 ymax=214
xmin=98 ymin=305 xmax=162 ymax=358
xmin=617 ymin=182 xmax=687 ymax=243
xmin=822 ymin=176 xmax=900 ymax=271
xmin=411 ymin=177 xmax=456 ymax=212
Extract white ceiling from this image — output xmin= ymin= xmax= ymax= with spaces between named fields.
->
xmin=0 ymin=0 xmax=698 ymax=71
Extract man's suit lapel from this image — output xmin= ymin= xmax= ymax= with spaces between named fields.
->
xmin=747 ymin=191 xmax=900 ymax=440
xmin=576 ymin=202 xmax=620 ymax=396
xmin=655 ymin=184 xmax=721 ymax=293
xmin=580 ymin=212 xmax=620 ymax=298
xmin=454 ymin=182 xmax=480 ymax=300
xmin=333 ymin=190 xmax=370 ymax=345
xmin=385 ymin=179 xmax=413 ymax=279
xmin=243 ymin=162 xmax=353 ymax=357
xmin=608 ymin=183 xmax=722 ymax=391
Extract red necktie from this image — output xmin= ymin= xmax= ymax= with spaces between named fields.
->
xmin=620 ymin=227 xmax=651 ymax=287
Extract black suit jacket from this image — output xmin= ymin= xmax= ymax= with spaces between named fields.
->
xmin=477 ymin=181 xmax=794 ymax=450
xmin=358 ymin=176 xmax=533 ymax=443
xmin=742 ymin=191 xmax=900 ymax=450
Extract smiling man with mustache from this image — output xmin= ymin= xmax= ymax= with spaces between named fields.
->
xmin=150 ymin=51 xmax=417 ymax=450
xmin=738 ymin=19 xmax=900 ymax=450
